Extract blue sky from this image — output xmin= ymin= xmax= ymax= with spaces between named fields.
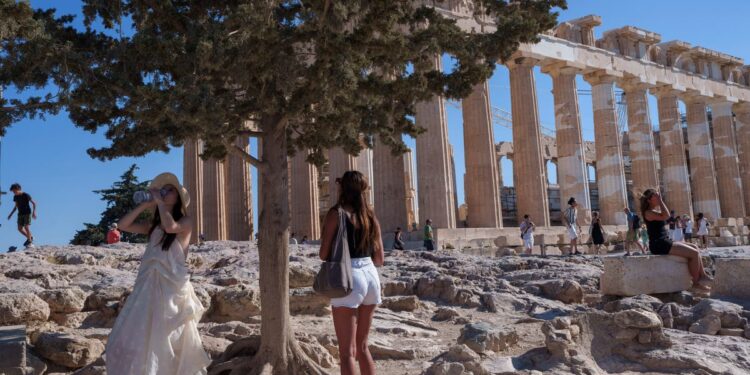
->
xmin=1 ymin=0 xmax=748 ymax=250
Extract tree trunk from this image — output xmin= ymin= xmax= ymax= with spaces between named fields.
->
xmin=219 ymin=115 xmax=325 ymax=375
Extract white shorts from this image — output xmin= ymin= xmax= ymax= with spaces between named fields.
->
xmin=567 ymin=226 xmax=578 ymax=240
xmin=523 ymin=236 xmax=534 ymax=249
xmin=330 ymin=257 xmax=382 ymax=308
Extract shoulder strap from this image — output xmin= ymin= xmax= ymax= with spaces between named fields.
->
xmin=327 ymin=206 xmax=350 ymax=262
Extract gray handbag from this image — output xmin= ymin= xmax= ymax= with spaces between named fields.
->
xmin=313 ymin=207 xmax=353 ymax=298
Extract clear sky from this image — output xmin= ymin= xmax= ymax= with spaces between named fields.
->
xmin=1 ymin=0 xmax=748 ymax=251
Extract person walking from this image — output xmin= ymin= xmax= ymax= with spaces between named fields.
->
xmin=423 ymin=219 xmax=435 ymax=251
xmin=623 ymin=207 xmax=645 ymax=256
xmin=105 ymin=172 xmax=210 ymax=374
xmin=683 ymin=214 xmax=694 ymax=244
xmin=106 ymin=223 xmax=121 ymax=244
xmin=7 ymin=183 xmax=37 ymax=248
xmin=520 ymin=215 xmax=536 ymax=255
xmin=640 ymin=189 xmax=712 ymax=291
xmin=393 ymin=227 xmax=405 ymax=250
xmin=590 ymin=211 xmax=605 ymax=255
xmin=562 ymin=197 xmax=582 ymax=255
xmin=666 ymin=210 xmax=678 ymax=240
xmin=319 ymin=171 xmax=384 ymax=375
xmin=696 ymin=212 xmax=710 ymax=249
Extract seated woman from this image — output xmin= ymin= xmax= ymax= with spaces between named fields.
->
xmin=640 ymin=189 xmax=712 ymax=290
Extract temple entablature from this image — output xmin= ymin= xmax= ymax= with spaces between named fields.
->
xmin=597 ymin=26 xmax=661 ymax=61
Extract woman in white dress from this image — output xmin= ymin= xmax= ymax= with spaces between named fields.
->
xmin=105 ymin=172 xmax=210 ymax=375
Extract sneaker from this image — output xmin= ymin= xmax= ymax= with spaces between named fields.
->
xmin=23 ymin=239 xmax=30 ymax=247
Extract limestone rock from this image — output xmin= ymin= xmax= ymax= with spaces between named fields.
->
xmin=600 ymin=256 xmax=692 ymax=296
xmin=84 ymin=286 xmax=129 ymax=311
xmin=34 ymin=332 xmax=105 ymax=369
xmin=39 ymin=287 xmax=88 ymax=313
xmin=289 ymin=287 xmax=329 ymax=316
xmin=200 ymin=335 xmax=233 ymax=359
xmin=604 ymin=294 xmax=663 ymax=313
xmin=424 ymin=362 xmax=465 ymax=375
xmin=718 ymin=328 xmax=744 ymax=337
xmin=432 ymin=307 xmax=460 ymax=322
xmin=457 ymin=322 xmax=519 ymax=354
xmin=535 ymin=279 xmax=583 ymax=304
xmin=689 ymin=315 xmax=721 ymax=335
xmin=614 ymin=309 xmax=662 ymax=329
xmin=441 ymin=344 xmax=480 ymax=363
xmin=289 ymin=263 xmax=317 ymax=288
xmin=381 ymin=295 xmax=420 ymax=312
xmin=691 ymin=299 xmax=744 ymax=328
xmin=0 ymin=293 xmax=50 ymax=325
xmin=210 ymin=284 xmax=261 ymax=322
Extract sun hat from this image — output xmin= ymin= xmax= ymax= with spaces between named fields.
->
xmin=148 ymin=172 xmax=190 ymax=215
xmin=110 ymin=223 xmax=118 ymax=229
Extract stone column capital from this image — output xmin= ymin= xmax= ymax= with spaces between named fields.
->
xmin=505 ymin=57 xmax=539 ymax=70
xmin=678 ymin=91 xmax=710 ymax=105
xmin=618 ymin=78 xmax=651 ymax=93
xmin=650 ymin=85 xmax=683 ymax=99
xmin=539 ymin=61 xmax=580 ymax=77
xmin=733 ymin=102 xmax=750 ymax=114
xmin=582 ymin=70 xmax=620 ymax=85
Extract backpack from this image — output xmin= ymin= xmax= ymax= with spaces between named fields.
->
xmin=631 ymin=214 xmax=641 ymax=230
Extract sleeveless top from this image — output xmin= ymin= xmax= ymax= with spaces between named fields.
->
xmin=644 ymin=213 xmax=673 ymax=254
xmin=344 ymin=214 xmax=372 ymax=259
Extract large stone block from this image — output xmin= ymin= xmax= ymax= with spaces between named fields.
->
xmin=600 ymin=256 xmax=692 ymax=296
xmin=0 ymin=325 xmax=26 ymax=368
xmin=713 ymin=258 xmax=750 ymax=299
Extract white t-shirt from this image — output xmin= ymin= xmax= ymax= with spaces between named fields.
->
xmin=684 ymin=219 xmax=693 ymax=234
xmin=520 ymin=221 xmax=534 ymax=240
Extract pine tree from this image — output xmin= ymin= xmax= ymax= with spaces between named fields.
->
xmin=71 ymin=164 xmax=150 ymax=245
xmin=1 ymin=1 xmax=566 ymax=372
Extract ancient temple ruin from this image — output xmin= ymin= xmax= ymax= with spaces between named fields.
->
xmin=184 ymin=11 xmax=750 ymax=245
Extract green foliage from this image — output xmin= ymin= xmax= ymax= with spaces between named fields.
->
xmin=70 ymin=164 xmax=150 ymax=245
xmin=1 ymin=0 xmax=565 ymax=164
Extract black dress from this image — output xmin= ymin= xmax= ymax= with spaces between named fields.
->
xmin=591 ymin=218 xmax=605 ymax=245
xmin=645 ymin=215 xmax=673 ymax=255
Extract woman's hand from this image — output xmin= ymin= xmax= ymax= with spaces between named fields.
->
xmin=150 ymin=187 xmax=165 ymax=206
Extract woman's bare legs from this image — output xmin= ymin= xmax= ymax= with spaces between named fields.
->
xmin=669 ymin=242 xmax=708 ymax=284
xmin=332 ymin=307 xmax=358 ymax=375
xmin=355 ymin=305 xmax=377 ymax=375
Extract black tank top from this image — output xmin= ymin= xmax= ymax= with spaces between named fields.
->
xmin=645 ymin=213 xmax=672 ymax=255
xmin=345 ymin=215 xmax=371 ymax=258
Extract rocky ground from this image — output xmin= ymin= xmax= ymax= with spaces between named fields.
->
xmin=1 ymin=242 xmax=750 ymax=374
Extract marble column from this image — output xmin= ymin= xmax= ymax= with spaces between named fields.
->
xmin=584 ymin=73 xmax=627 ymax=225
xmin=355 ymin=148 xmax=375 ymax=206
xmin=734 ymin=103 xmax=750 ymax=215
xmin=652 ymin=89 xmax=693 ymax=218
xmin=373 ymin=141 xmax=410 ymax=232
xmin=415 ymin=55 xmax=456 ymax=229
xmin=684 ymin=98 xmax=721 ymax=220
xmin=290 ymin=150 xmax=321 ymax=240
xmin=224 ymin=138 xmax=253 ymax=241
xmin=404 ymin=150 xmax=419 ymax=229
xmin=507 ymin=57 xmax=550 ymax=226
xmin=461 ymin=81 xmax=503 ymax=228
xmin=545 ymin=66 xmax=591 ymax=224
xmin=710 ymin=101 xmax=745 ymax=217
xmin=183 ymin=139 xmax=203 ymax=244
xmin=327 ymin=147 xmax=357 ymax=208
xmin=622 ymin=82 xmax=660 ymax=192
xmin=202 ymin=157 xmax=228 ymax=240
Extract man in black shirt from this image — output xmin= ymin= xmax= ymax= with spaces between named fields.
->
xmin=7 ymin=183 xmax=37 ymax=248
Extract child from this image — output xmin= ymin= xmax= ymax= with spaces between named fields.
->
xmin=639 ymin=224 xmax=650 ymax=253
xmin=6 ymin=183 xmax=37 ymax=248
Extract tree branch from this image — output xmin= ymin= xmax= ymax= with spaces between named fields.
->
xmin=224 ymin=140 xmax=265 ymax=170
xmin=238 ymin=129 xmax=264 ymax=137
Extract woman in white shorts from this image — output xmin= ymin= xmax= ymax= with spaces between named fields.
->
xmin=319 ymin=171 xmax=384 ymax=375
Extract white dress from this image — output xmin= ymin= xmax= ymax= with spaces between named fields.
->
xmin=105 ymin=228 xmax=210 ymax=375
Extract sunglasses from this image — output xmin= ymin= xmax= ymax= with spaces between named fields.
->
xmin=159 ymin=186 xmax=176 ymax=197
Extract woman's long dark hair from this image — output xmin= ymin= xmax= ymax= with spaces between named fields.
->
xmin=337 ymin=170 xmax=378 ymax=253
xmin=640 ymin=188 xmax=657 ymax=219
xmin=148 ymin=194 xmax=184 ymax=251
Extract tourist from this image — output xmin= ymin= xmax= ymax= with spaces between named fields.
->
xmin=683 ymin=214 xmax=694 ymax=244
xmin=424 ymin=219 xmax=435 ymax=251
xmin=696 ymin=212 xmax=710 ymax=249
xmin=7 ymin=183 xmax=36 ymax=248
xmin=640 ymin=189 xmax=711 ymax=290
xmin=106 ymin=223 xmax=121 ymax=244
xmin=639 ymin=223 xmax=650 ymax=253
xmin=105 ymin=172 xmax=210 ymax=373
xmin=301 ymin=235 xmax=309 ymax=245
xmin=623 ymin=207 xmax=645 ymax=256
xmin=520 ymin=214 xmax=536 ymax=255
xmin=672 ymin=211 xmax=685 ymax=242
xmin=393 ymin=227 xmax=405 ymax=250
xmin=290 ymin=232 xmax=299 ymax=245
xmin=562 ymin=197 xmax=582 ymax=255
xmin=319 ymin=171 xmax=384 ymax=375
xmin=589 ymin=211 xmax=605 ymax=255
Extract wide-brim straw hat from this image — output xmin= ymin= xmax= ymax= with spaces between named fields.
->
xmin=148 ymin=172 xmax=190 ymax=215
